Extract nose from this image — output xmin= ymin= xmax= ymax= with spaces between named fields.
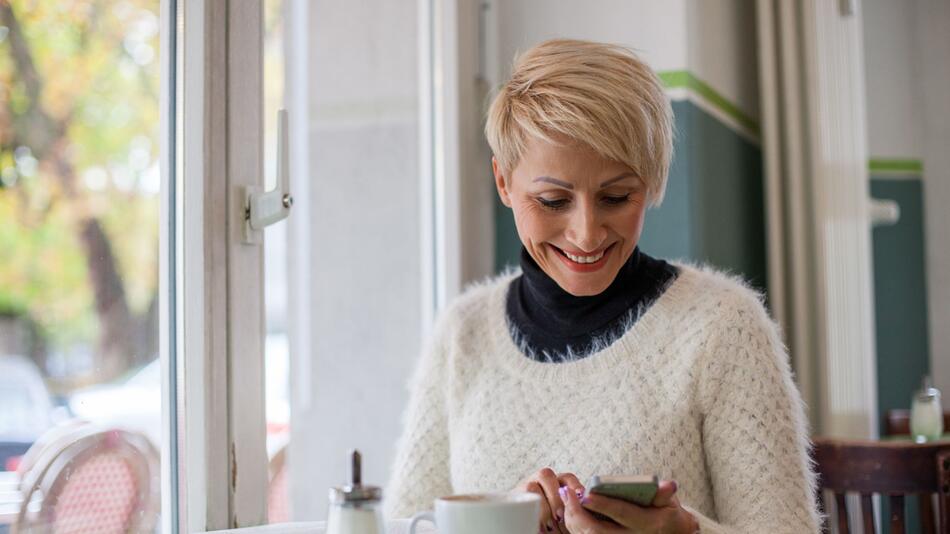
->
xmin=565 ymin=201 xmax=607 ymax=252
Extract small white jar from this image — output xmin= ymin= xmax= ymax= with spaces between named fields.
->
xmin=910 ymin=377 xmax=943 ymax=443
xmin=326 ymin=450 xmax=385 ymax=534
xmin=326 ymin=494 xmax=384 ymax=534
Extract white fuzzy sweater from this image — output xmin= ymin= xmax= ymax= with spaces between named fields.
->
xmin=385 ymin=264 xmax=820 ymax=533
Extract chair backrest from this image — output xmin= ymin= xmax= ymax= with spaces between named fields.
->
xmin=15 ymin=419 xmax=91 ymax=487
xmin=268 ymin=444 xmax=289 ymax=524
xmin=812 ymin=437 xmax=950 ymax=534
xmin=13 ymin=428 xmax=159 ymax=534
xmin=884 ymin=409 xmax=950 ymax=437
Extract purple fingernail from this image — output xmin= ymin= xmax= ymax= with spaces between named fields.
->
xmin=575 ymin=488 xmax=585 ymax=498
xmin=671 ymin=480 xmax=678 ymax=493
xmin=558 ymin=486 xmax=568 ymax=500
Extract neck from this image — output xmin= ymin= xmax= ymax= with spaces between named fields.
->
xmin=506 ymin=245 xmax=678 ymax=360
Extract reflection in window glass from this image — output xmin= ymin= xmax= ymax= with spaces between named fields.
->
xmin=0 ymin=1 xmax=163 ymax=531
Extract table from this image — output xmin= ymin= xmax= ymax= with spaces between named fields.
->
xmin=880 ymin=433 xmax=950 ymax=443
xmin=207 ymin=519 xmax=437 ymax=534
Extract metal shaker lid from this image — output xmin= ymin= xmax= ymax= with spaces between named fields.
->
xmin=916 ymin=376 xmax=941 ymax=401
xmin=329 ymin=449 xmax=382 ymax=504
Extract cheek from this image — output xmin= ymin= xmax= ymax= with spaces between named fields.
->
xmin=611 ymin=204 xmax=647 ymax=240
xmin=512 ymin=200 xmax=560 ymax=240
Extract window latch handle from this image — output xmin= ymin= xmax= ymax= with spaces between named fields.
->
xmin=244 ymin=109 xmax=292 ymax=243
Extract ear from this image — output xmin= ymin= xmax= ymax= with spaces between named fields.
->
xmin=492 ymin=157 xmax=513 ymax=208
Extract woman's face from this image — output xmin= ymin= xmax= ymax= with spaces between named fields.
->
xmin=494 ymin=135 xmax=648 ymax=296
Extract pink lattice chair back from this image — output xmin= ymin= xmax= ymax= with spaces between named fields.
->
xmin=268 ymin=444 xmax=289 ymax=523
xmin=14 ymin=428 xmax=159 ymax=534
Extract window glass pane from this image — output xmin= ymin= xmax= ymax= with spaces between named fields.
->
xmin=0 ymin=1 xmax=166 ymax=531
xmin=264 ymin=0 xmax=425 ymax=523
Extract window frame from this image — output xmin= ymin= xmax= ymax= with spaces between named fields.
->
xmin=162 ymin=1 xmax=269 ymax=531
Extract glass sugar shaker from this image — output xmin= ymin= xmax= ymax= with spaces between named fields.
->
xmin=326 ymin=450 xmax=385 ymax=534
xmin=910 ymin=376 xmax=944 ymax=443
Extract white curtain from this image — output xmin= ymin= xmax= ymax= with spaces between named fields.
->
xmin=756 ymin=0 xmax=878 ymax=440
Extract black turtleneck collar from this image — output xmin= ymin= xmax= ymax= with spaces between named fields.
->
xmin=505 ymin=246 xmax=678 ymax=361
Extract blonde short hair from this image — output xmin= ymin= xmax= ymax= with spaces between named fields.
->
xmin=485 ymin=39 xmax=674 ymax=206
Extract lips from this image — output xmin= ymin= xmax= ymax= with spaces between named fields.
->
xmin=550 ymin=243 xmax=614 ymax=272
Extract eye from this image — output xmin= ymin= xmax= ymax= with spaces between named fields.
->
xmin=601 ymin=194 xmax=631 ymax=206
xmin=537 ymin=197 xmax=569 ymax=211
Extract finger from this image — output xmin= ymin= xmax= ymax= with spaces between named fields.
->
xmin=557 ymin=472 xmax=585 ymax=497
xmin=525 ymin=481 xmax=556 ymax=533
xmin=536 ymin=468 xmax=565 ymax=526
xmin=557 ymin=472 xmax=587 ymax=529
xmin=559 ymin=485 xmax=614 ymax=532
xmin=651 ymin=480 xmax=678 ymax=507
xmin=580 ymin=492 xmax=651 ymax=528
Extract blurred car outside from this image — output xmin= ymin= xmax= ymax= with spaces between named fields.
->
xmin=68 ymin=356 xmax=163 ymax=447
xmin=0 ymin=355 xmax=64 ymax=472
xmin=68 ymin=333 xmax=291 ymax=456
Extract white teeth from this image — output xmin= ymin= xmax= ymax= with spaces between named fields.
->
xmin=564 ymin=250 xmax=604 ymax=264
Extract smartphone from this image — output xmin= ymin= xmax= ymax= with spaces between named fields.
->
xmin=585 ymin=474 xmax=659 ymax=507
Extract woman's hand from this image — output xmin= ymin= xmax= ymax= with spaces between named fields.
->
xmin=558 ymin=480 xmax=699 ymax=534
xmin=515 ymin=467 xmax=585 ymax=533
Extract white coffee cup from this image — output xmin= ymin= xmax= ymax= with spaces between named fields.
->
xmin=408 ymin=492 xmax=540 ymax=534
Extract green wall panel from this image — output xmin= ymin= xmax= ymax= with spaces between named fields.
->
xmin=494 ymin=194 xmax=522 ymax=273
xmin=688 ymin=103 xmax=767 ymax=291
xmin=870 ymin=178 xmax=931 ymax=424
xmin=636 ymin=100 xmax=695 ymax=263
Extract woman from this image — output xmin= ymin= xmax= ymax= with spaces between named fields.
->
xmin=386 ymin=39 xmax=819 ymax=534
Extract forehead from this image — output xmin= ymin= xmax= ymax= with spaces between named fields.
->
xmin=513 ymin=135 xmax=630 ymax=183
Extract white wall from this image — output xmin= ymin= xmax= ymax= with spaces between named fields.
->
xmin=686 ymin=0 xmax=760 ymax=121
xmin=492 ymin=0 xmax=689 ymax=80
xmin=287 ymin=0 xmax=423 ymax=521
xmin=863 ymin=0 xmax=925 ymax=159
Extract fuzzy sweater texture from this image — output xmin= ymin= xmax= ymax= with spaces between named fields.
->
xmin=385 ymin=264 xmax=820 ymax=533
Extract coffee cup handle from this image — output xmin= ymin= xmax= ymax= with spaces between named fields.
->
xmin=408 ymin=510 xmax=435 ymax=533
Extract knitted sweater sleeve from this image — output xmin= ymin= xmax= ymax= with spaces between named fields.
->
xmin=688 ymin=292 xmax=821 ymax=534
xmin=384 ymin=318 xmax=454 ymax=519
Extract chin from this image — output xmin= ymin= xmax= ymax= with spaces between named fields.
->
xmin=556 ymin=276 xmax=612 ymax=297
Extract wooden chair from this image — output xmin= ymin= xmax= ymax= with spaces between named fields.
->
xmin=884 ymin=409 xmax=950 ymax=437
xmin=15 ymin=419 xmax=91 ymax=487
xmin=13 ymin=428 xmax=160 ymax=534
xmin=812 ymin=437 xmax=950 ymax=534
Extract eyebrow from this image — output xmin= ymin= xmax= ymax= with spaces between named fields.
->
xmin=533 ymin=176 xmax=574 ymax=189
xmin=532 ymin=172 xmax=638 ymax=189
xmin=599 ymin=173 xmax=638 ymax=188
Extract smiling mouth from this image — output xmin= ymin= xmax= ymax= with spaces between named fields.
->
xmin=551 ymin=243 xmax=614 ymax=265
